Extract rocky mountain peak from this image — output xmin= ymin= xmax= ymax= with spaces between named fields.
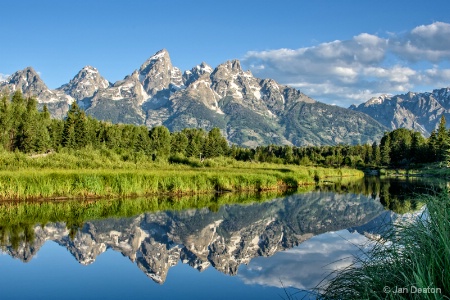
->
xmin=0 ymin=67 xmax=75 ymax=119
xmin=58 ymin=65 xmax=110 ymax=101
xmin=138 ymin=49 xmax=182 ymax=96
xmin=183 ymin=62 xmax=214 ymax=87
xmin=433 ymin=87 xmax=450 ymax=103
xmin=352 ymin=89 xmax=450 ymax=136
xmin=198 ymin=62 xmax=213 ymax=73
xmin=139 ymin=49 xmax=171 ymax=73
xmin=212 ymin=59 xmax=244 ymax=77
xmin=1 ymin=66 xmax=48 ymax=95
xmin=81 ymin=65 xmax=98 ymax=73
xmin=228 ymin=59 xmax=242 ymax=72
xmin=362 ymin=94 xmax=390 ymax=107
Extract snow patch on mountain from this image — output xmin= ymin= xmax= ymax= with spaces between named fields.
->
xmin=0 ymin=73 xmax=9 ymax=82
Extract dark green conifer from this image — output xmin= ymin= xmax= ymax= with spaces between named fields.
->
xmin=381 ymin=133 xmax=391 ymax=166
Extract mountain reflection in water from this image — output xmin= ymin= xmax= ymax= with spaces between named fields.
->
xmin=0 ymin=177 xmax=441 ymax=299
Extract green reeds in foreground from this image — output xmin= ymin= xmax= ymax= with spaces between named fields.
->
xmin=319 ymin=192 xmax=450 ymax=300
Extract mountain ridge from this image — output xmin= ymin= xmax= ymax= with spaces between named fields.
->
xmin=351 ymin=88 xmax=450 ymax=136
xmin=0 ymin=49 xmax=387 ymax=146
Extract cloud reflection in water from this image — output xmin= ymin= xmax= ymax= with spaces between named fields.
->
xmin=238 ymin=229 xmax=371 ymax=290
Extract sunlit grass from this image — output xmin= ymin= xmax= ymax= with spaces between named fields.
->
xmin=0 ymin=148 xmax=363 ymax=200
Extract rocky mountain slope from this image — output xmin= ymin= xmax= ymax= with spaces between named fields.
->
xmin=350 ymin=88 xmax=450 ymax=136
xmin=1 ymin=191 xmax=384 ymax=284
xmin=0 ymin=49 xmax=387 ymax=146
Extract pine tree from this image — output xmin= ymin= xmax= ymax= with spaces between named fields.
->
xmin=204 ymin=128 xmax=228 ymax=158
xmin=85 ymin=117 xmax=101 ymax=148
xmin=170 ymin=131 xmax=188 ymax=156
xmin=10 ymin=95 xmax=43 ymax=153
xmin=381 ymin=133 xmax=391 ymax=166
xmin=62 ymin=103 xmax=78 ymax=149
xmin=74 ymin=109 xmax=88 ymax=148
xmin=184 ymin=128 xmax=205 ymax=158
xmin=133 ymin=126 xmax=151 ymax=154
xmin=428 ymin=130 xmax=438 ymax=162
xmin=34 ymin=104 xmax=52 ymax=152
xmin=48 ymin=119 xmax=64 ymax=150
xmin=10 ymin=91 xmax=27 ymax=151
xmin=21 ymin=97 xmax=40 ymax=152
xmin=365 ymin=143 xmax=373 ymax=165
xmin=372 ymin=142 xmax=381 ymax=166
xmin=149 ymin=126 xmax=171 ymax=160
xmin=282 ymin=145 xmax=294 ymax=164
xmin=62 ymin=102 xmax=88 ymax=149
xmin=410 ymin=131 xmax=425 ymax=163
xmin=436 ymin=115 xmax=449 ymax=161
xmin=0 ymin=92 xmax=12 ymax=150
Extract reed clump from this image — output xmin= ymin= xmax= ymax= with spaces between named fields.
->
xmin=319 ymin=191 xmax=450 ymax=300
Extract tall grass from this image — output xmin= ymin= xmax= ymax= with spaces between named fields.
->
xmin=319 ymin=192 xmax=450 ymax=299
xmin=0 ymin=149 xmax=363 ymax=200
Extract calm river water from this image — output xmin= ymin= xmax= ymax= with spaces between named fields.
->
xmin=0 ymin=177 xmax=442 ymax=299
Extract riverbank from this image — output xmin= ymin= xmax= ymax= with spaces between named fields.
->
xmin=0 ymin=160 xmax=362 ymax=201
xmin=363 ymin=162 xmax=450 ymax=178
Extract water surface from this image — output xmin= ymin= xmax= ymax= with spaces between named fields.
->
xmin=0 ymin=177 xmax=440 ymax=299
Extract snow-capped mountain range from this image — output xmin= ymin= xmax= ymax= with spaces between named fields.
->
xmin=1 ymin=49 xmax=387 ymax=146
xmin=350 ymin=88 xmax=450 ymax=136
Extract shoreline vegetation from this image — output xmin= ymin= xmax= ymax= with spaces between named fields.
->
xmin=375 ymin=163 xmax=450 ymax=178
xmin=0 ymin=149 xmax=362 ymax=201
xmin=319 ymin=192 xmax=450 ymax=300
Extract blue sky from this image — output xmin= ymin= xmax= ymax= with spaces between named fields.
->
xmin=1 ymin=0 xmax=450 ymax=107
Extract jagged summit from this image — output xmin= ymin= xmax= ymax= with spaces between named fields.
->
xmin=197 ymin=62 xmax=213 ymax=73
xmin=363 ymin=94 xmax=391 ymax=107
xmin=351 ymin=87 xmax=450 ymax=136
xmin=138 ymin=49 xmax=183 ymax=96
xmin=81 ymin=65 xmax=98 ymax=72
xmin=0 ymin=67 xmax=74 ymax=113
xmin=139 ymin=49 xmax=171 ymax=74
xmin=183 ymin=62 xmax=214 ymax=87
xmin=433 ymin=87 xmax=450 ymax=102
xmin=212 ymin=59 xmax=245 ymax=77
xmin=3 ymin=66 xmax=47 ymax=94
xmin=147 ymin=48 xmax=170 ymax=62
xmin=58 ymin=66 xmax=110 ymax=102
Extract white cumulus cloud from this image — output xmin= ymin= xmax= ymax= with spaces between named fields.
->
xmin=243 ymin=22 xmax=450 ymax=107
xmin=391 ymin=22 xmax=450 ymax=62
